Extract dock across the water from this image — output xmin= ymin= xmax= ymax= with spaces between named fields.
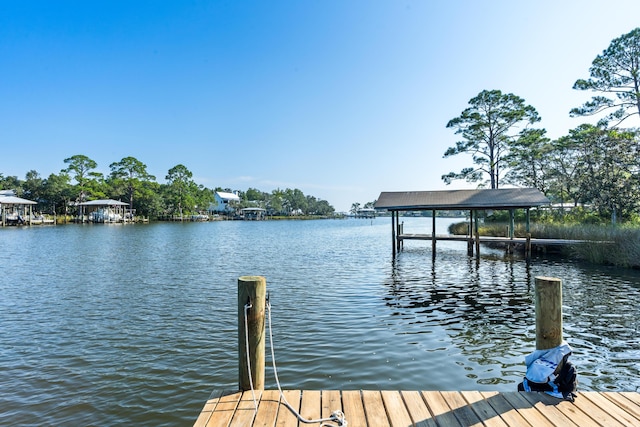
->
xmin=398 ymin=233 xmax=591 ymax=246
xmin=194 ymin=389 xmax=640 ymax=426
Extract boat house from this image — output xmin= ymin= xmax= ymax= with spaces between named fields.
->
xmin=0 ymin=192 xmax=38 ymax=226
xmin=374 ymin=188 xmax=550 ymax=258
xmin=240 ymin=207 xmax=266 ymax=220
xmin=355 ymin=207 xmax=376 ymax=218
xmin=78 ymin=199 xmax=130 ymax=223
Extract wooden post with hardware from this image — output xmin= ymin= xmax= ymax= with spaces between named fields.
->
xmin=238 ymin=275 xmax=266 ymax=390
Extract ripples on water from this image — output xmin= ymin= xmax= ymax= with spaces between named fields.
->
xmin=0 ymin=218 xmax=639 ymax=426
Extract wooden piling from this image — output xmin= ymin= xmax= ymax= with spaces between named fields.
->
xmin=474 ymin=213 xmax=480 ymax=259
xmin=509 ymin=209 xmax=515 ymax=239
xmin=431 ymin=211 xmax=436 ymax=260
xmin=238 ymin=276 xmax=266 ymax=391
xmin=391 ymin=211 xmax=397 ymax=258
xmin=525 ymin=209 xmax=531 ymax=262
xmin=467 ymin=210 xmax=474 ymax=256
xmin=534 ymin=276 xmax=563 ymax=350
xmin=507 ymin=209 xmax=515 ymax=254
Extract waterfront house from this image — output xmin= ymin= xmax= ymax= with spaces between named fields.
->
xmin=209 ymin=191 xmax=240 ymax=214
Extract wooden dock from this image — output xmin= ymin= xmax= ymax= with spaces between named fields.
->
xmin=194 ymin=389 xmax=640 ymax=426
xmin=398 ymin=234 xmax=591 ymax=247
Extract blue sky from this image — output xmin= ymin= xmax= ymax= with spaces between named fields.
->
xmin=2 ymin=1 xmax=640 ymax=212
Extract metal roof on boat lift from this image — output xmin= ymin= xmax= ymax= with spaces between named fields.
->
xmin=79 ymin=199 xmax=129 ymax=206
xmin=374 ymin=188 xmax=550 ymax=211
xmin=0 ymin=195 xmax=37 ymax=205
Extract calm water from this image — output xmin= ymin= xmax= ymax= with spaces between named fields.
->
xmin=1 ymin=218 xmax=639 ymax=426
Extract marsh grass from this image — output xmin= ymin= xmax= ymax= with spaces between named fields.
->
xmin=448 ymin=221 xmax=640 ymax=268
xmin=573 ymin=226 xmax=640 ymax=268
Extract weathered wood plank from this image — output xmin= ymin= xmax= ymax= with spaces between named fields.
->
xmin=229 ymin=391 xmax=261 ymax=427
xmin=401 ymin=390 xmax=437 ymax=427
xmin=322 ymin=390 xmax=342 ymax=421
xmin=299 ymin=390 xmax=321 ymax=423
xmin=196 ymin=390 xmax=640 ymax=427
xmin=275 ymin=390 xmax=300 ymax=427
xmin=581 ymin=392 xmax=638 ymax=426
xmin=459 ymin=391 xmax=508 ymax=427
xmin=204 ymin=391 xmax=243 ymax=427
xmin=253 ymin=390 xmax=280 ymax=427
xmin=440 ymin=391 xmax=483 ymax=427
xmin=602 ymin=393 xmax=640 ymax=423
xmin=381 ymin=390 xmax=412 ymax=427
xmin=421 ymin=391 xmax=463 ymax=426
xmin=480 ymin=391 xmax=532 ymax=427
xmin=342 ymin=390 xmax=366 ymax=427
xmin=193 ymin=390 xmax=223 ymax=427
xmin=533 ymin=392 xmax=600 ymax=427
xmin=500 ymin=392 xmax=555 ymax=426
xmin=620 ymin=392 xmax=640 ymax=407
xmin=193 ymin=390 xmax=222 ymax=427
xmin=571 ymin=392 xmax=626 ymax=426
xmin=362 ymin=390 xmax=389 ymax=427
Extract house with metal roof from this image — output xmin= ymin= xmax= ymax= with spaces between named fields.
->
xmin=209 ymin=191 xmax=240 ymax=214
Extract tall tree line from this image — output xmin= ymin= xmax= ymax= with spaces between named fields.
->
xmin=0 ymin=156 xmax=335 ymax=218
xmin=442 ymin=27 xmax=640 ymax=223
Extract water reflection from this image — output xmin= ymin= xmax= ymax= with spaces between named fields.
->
xmin=385 ymin=249 xmax=532 ymax=383
xmin=1 ymin=219 xmax=639 ymax=427
xmin=384 ymin=244 xmax=640 ymax=391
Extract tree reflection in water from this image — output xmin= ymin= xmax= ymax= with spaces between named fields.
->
xmin=384 ymin=246 xmax=640 ymax=391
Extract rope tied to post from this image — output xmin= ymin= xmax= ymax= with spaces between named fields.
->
xmin=266 ymin=299 xmax=347 ymax=427
xmin=242 ymin=295 xmax=347 ymax=426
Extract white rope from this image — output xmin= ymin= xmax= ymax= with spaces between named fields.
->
xmin=266 ymin=300 xmax=347 ymax=427
xmin=243 ymin=302 xmax=259 ymax=412
xmin=242 ymin=298 xmax=347 ymax=426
